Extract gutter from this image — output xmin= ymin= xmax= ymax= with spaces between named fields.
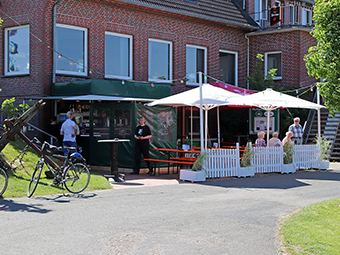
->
xmin=52 ymin=0 xmax=64 ymax=84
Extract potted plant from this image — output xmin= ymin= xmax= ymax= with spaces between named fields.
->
xmin=282 ymin=141 xmax=296 ymax=174
xmin=315 ymin=135 xmax=331 ymax=170
xmin=179 ymin=152 xmax=207 ymax=182
xmin=238 ymin=143 xmax=255 ymax=178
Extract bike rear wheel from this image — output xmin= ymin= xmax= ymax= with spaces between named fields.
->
xmin=28 ymin=161 xmax=43 ymax=198
xmin=0 ymin=168 xmax=8 ymax=197
xmin=63 ymin=163 xmax=90 ymax=193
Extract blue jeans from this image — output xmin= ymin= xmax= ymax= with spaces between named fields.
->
xmin=63 ymin=141 xmax=77 ymax=156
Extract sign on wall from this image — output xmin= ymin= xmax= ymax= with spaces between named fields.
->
xmin=249 ymin=109 xmax=279 ymax=134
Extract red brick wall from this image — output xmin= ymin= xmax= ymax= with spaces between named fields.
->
xmin=0 ymin=0 xmax=250 ymax=100
xmin=248 ymin=29 xmax=317 ymax=89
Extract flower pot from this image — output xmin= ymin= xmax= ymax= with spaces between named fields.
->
xmin=238 ymin=166 xmax=255 ymax=178
xmin=281 ymin=163 xmax=296 ymax=174
xmin=180 ymin=169 xmax=206 ymax=182
xmin=320 ymin=160 xmax=330 ymax=170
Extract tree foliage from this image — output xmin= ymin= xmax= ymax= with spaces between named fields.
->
xmin=1 ymin=98 xmax=33 ymax=118
xmin=305 ymin=0 xmax=340 ymax=113
xmin=247 ymin=54 xmax=277 ymax=91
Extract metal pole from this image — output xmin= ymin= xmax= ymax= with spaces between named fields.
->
xmin=317 ymin=85 xmax=321 ymax=145
xmin=199 ymin=72 xmax=204 ymax=149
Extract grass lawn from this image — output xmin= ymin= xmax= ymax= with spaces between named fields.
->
xmin=0 ymin=138 xmax=112 ymax=198
xmin=279 ymin=198 xmax=340 ymax=254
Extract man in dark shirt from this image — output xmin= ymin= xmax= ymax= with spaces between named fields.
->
xmin=131 ymin=117 xmax=153 ymax=175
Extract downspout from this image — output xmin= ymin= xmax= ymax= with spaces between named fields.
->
xmin=245 ymin=34 xmax=250 ymax=90
xmin=52 ymin=0 xmax=64 ymax=84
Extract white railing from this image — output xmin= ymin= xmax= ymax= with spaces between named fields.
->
xmin=201 ymin=143 xmax=321 ymax=179
xmin=203 ymin=145 xmax=240 ymax=178
xmin=253 ymin=146 xmax=283 ymax=174
xmin=294 ymin=144 xmax=320 ymax=169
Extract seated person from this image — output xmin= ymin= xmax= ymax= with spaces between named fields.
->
xmin=282 ymin=131 xmax=294 ymax=147
xmin=268 ymin=132 xmax=282 ymax=147
xmin=255 ymin=131 xmax=266 ymax=147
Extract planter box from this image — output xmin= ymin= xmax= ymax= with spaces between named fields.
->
xmin=180 ymin=169 xmax=206 ymax=182
xmin=238 ymin=166 xmax=255 ymax=178
xmin=281 ymin=163 xmax=296 ymax=174
xmin=320 ymin=161 xmax=330 ymax=170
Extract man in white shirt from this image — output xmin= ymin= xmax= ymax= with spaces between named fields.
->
xmin=60 ymin=111 xmax=78 ymax=156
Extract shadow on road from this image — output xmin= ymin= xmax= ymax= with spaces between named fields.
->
xmin=201 ymin=169 xmax=340 ymax=190
xmin=0 ymin=199 xmax=52 ymax=213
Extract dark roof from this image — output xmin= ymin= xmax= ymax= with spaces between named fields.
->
xmin=116 ymin=0 xmax=259 ymax=30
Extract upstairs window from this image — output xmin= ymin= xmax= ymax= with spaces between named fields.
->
xmin=302 ymin=9 xmax=312 ymax=25
xmin=56 ymin=24 xmax=88 ymax=76
xmin=265 ymin=52 xmax=282 ymax=80
xmin=186 ymin=45 xmax=207 ymax=85
xmin=4 ymin=25 xmax=30 ymax=76
xmin=105 ymin=32 xmax=133 ymax=80
xmin=289 ymin=6 xmax=295 ymax=24
xmin=148 ymin=39 xmax=172 ymax=83
xmin=219 ymin=50 xmax=238 ymax=86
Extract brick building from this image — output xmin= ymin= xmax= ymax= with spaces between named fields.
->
xmin=0 ymin=0 xmax=318 ymax=161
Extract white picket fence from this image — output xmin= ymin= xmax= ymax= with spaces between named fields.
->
xmin=202 ymin=143 xmax=322 ymax=179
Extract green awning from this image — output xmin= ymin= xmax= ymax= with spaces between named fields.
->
xmin=53 ymin=79 xmax=171 ymax=99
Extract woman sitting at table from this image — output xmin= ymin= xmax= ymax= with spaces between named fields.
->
xmin=255 ymin=131 xmax=266 ymax=147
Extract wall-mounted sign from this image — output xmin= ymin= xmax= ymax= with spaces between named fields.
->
xmin=249 ymin=109 xmax=279 ymax=134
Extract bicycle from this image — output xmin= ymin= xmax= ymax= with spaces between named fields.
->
xmin=0 ymin=167 xmax=8 ymax=197
xmin=27 ymin=138 xmax=91 ymax=198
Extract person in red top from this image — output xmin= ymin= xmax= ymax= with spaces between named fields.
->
xmin=131 ymin=117 xmax=153 ymax=175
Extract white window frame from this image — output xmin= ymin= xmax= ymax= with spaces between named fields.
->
xmin=302 ymin=9 xmax=312 ymax=25
xmin=255 ymin=0 xmax=268 ymax=22
xmin=105 ymin=32 xmax=133 ymax=80
xmin=265 ymin=51 xmax=282 ymax=80
xmin=219 ymin=50 xmax=238 ymax=86
xmin=186 ymin=44 xmax=207 ymax=86
xmin=4 ymin=25 xmax=30 ymax=76
xmin=148 ymin=39 xmax=173 ymax=83
xmin=289 ymin=5 xmax=295 ymax=24
xmin=56 ymin=24 xmax=88 ymax=76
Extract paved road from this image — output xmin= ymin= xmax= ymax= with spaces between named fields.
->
xmin=1 ymin=163 xmax=340 ymax=255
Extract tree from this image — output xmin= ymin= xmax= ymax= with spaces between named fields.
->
xmin=305 ymin=0 xmax=340 ymax=113
xmin=1 ymin=98 xmax=33 ymax=119
xmin=247 ymin=54 xmax=277 ymax=91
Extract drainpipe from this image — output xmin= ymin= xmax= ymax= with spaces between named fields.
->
xmin=245 ymin=34 xmax=250 ymax=90
xmin=52 ymin=0 xmax=64 ymax=84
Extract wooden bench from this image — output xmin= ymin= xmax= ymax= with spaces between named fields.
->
xmin=144 ymin=158 xmax=195 ymax=175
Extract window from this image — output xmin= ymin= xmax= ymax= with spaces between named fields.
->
xmin=265 ymin=52 xmax=282 ymax=79
xmin=56 ymin=24 xmax=88 ymax=76
xmin=289 ymin=6 xmax=295 ymax=24
xmin=302 ymin=9 xmax=312 ymax=25
xmin=255 ymin=0 xmax=267 ymax=22
xmin=4 ymin=25 xmax=30 ymax=76
xmin=148 ymin=39 xmax=172 ymax=82
xmin=219 ymin=50 xmax=238 ymax=86
xmin=105 ymin=32 xmax=132 ymax=80
xmin=186 ymin=45 xmax=207 ymax=85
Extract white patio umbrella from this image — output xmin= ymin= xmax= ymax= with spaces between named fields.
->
xmin=147 ymin=83 xmax=241 ymax=148
xmin=226 ymin=88 xmax=326 ymax=144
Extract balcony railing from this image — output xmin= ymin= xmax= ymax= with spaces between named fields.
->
xmin=249 ymin=6 xmax=314 ymax=30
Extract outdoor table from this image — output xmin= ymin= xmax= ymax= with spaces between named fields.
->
xmin=98 ymin=138 xmax=130 ymax=182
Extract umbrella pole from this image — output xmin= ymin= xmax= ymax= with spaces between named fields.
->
xmin=199 ymin=72 xmax=204 ymax=150
xmin=217 ymin=106 xmax=220 ymax=148
xmin=205 ymin=109 xmax=208 ymax=149
xmin=191 ymin=106 xmax=193 ymax=148
xmin=267 ymin=110 xmax=270 ymax=145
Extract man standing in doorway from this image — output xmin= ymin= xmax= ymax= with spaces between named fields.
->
xmin=131 ymin=117 xmax=153 ymax=175
xmin=60 ymin=111 xmax=78 ymax=156
xmin=289 ymin=117 xmax=303 ymax=145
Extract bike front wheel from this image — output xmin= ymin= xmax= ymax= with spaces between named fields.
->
xmin=28 ymin=161 xmax=43 ymax=198
xmin=0 ymin=168 xmax=8 ymax=197
xmin=63 ymin=163 xmax=90 ymax=194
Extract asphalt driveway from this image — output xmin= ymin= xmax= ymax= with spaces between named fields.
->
xmin=1 ymin=163 xmax=340 ymax=255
